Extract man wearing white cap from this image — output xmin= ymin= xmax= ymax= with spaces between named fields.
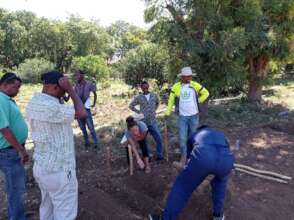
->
xmin=165 ymin=66 xmax=209 ymax=167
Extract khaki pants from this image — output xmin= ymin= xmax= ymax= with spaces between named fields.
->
xmin=33 ymin=165 xmax=78 ymax=220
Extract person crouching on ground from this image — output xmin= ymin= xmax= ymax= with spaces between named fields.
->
xmin=124 ymin=116 xmax=151 ymax=173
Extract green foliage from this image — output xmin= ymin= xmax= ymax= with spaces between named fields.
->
xmin=71 ymin=55 xmax=110 ymax=81
xmin=0 ymin=66 xmax=4 ymax=78
xmin=17 ymin=58 xmax=55 ymax=83
xmin=0 ymin=10 xmax=114 ymax=73
xmin=65 ymin=15 xmax=113 ymax=59
xmin=144 ymin=0 xmax=294 ymax=99
xmin=119 ymin=42 xmax=169 ymax=87
xmin=107 ymin=21 xmax=148 ymax=58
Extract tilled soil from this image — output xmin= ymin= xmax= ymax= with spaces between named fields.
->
xmin=0 ymin=122 xmax=293 ymax=220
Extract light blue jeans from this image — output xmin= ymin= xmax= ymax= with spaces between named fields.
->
xmin=178 ymin=114 xmax=199 ymax=157
xmin=0 ymin=148 xmax=26 ymax=220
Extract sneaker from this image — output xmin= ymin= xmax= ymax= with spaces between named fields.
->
xmin=93 ymin=144 xmax=99 ymax=149
xmin=213 ymin=215 xmax=225 ymax=220
xmin=148 ymin=214 xmax=162 ymax=220
xmin=25 ymin=211 xmax=34 ymax=218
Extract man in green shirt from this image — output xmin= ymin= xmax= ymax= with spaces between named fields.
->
xmin=0 ymin=72 xmax=29 ymax=220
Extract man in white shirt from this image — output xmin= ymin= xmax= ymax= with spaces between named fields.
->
xmin=165 ymin=67 xmax=209 ymax=167
xmin=26 ymin=71 xmax=86 ymax=220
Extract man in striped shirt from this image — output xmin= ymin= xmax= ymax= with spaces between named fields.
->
xmin=26 ymin=71 xmax=86 ymax=220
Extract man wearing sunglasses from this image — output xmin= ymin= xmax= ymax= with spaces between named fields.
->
xmin=0 ymin=72 xmax=29 ymax=220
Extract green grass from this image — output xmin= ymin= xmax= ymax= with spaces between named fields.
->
xmin=264 ymin=80 xmax=294 ymax=109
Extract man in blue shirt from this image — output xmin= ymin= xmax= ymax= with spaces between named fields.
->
xmin=0 ymin=72 xmax=29 ymax=220
xmin=149 ymin=126 xmax=235 ymax=220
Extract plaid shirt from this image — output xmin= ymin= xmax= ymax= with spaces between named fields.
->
xmin=26 ymin=93 xmax=75 ymax=172
xmin=129 ymin=92 xmax=159 ymax=125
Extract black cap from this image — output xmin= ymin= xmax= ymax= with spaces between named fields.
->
xmin=0 ymin=72 xmax=22 ymax=84
xmin=41 ymin=71 xmax=64 ymax=84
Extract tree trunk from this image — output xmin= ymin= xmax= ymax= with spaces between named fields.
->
xmin=248 ymin=77 xmax=263 ymax=103
xmin=247 ymin=56 xmax=269 ymax=103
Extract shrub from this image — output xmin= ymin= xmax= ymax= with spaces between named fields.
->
xmin=71 ymin=55 xmax=110 ymax=81
xmin=17 ymin=58 xmax=55 ymax=83
xmin=119 ymin=42 xmax=169 ymax=87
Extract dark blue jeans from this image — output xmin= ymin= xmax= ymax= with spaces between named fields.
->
xmin=0 ymin=148 xmax=26 ymax=220
xmin=77 ymin=109 xmax=98 ymax=146
xmin=163 ymin=143 xmax=234 ymax=219
xmin=147 ymin=122 xmax=163 ymax=158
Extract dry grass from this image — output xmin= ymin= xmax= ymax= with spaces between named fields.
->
xmin=15 ymin=77 xmax=294 ymax=134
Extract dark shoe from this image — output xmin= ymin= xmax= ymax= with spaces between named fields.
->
xmin=94 ymin=144 xmax=98 ymax=149
xmin=213 ymin=215 xmax=225 ymax=220
xmin=148 ymin=214 xmax=162 ymax=220
xmin=85 ymin=143 xmax=90 ymax=148
xmin=156 ymin=156 xmax=164 ymax=161
xmin=25 ymin=211 xmax=34 ymax=218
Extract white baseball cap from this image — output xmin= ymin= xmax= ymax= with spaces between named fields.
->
xmin=178 ymin=66 xmax=195 ymax=77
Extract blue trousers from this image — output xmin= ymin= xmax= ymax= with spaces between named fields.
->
xmin=77 ymin=109 xmax=98 ymax=146
xmin=178 ymin=115 xmax=199 ymax=157
xmin=147 ymin=122 xmax=163 ymax=158
xmin=163 ymin=142 xmax=234 ymax=219
xmin=0 ymin=148 xmax=26 ymax=220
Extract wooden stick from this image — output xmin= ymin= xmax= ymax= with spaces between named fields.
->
xmin=128 ymin=145 xmax=134 ymax=176
xmin=235 ymin=168 xmax=289 ymax=184
xmin=234 ymin=163 xmax=292 ymax=180
xmin=164 ymin=120 xmax=169 ymax=162
xmin=106 ymin=146 xmax=112 ymax=178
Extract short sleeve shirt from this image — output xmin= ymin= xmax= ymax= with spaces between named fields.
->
xmin=0 ymin=91 xmax=28 ymax=149
xmin=125 ymin=121 xmax=148 ymax=140
xmin=179 ymin=84 xmax=199 ymax=116
xmin=74 ymin=80 xmax=96 ymax=103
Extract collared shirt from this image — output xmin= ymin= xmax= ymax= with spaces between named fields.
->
xmin=129 ymin=92 xmax=159 ymax=125
xmin=74 ymin=80 xmax=96 ymax=109
xmin=0 ymin=91 xmax=28 ymax=149
xmin=26 ymin=93 xmax=75 ymax=172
